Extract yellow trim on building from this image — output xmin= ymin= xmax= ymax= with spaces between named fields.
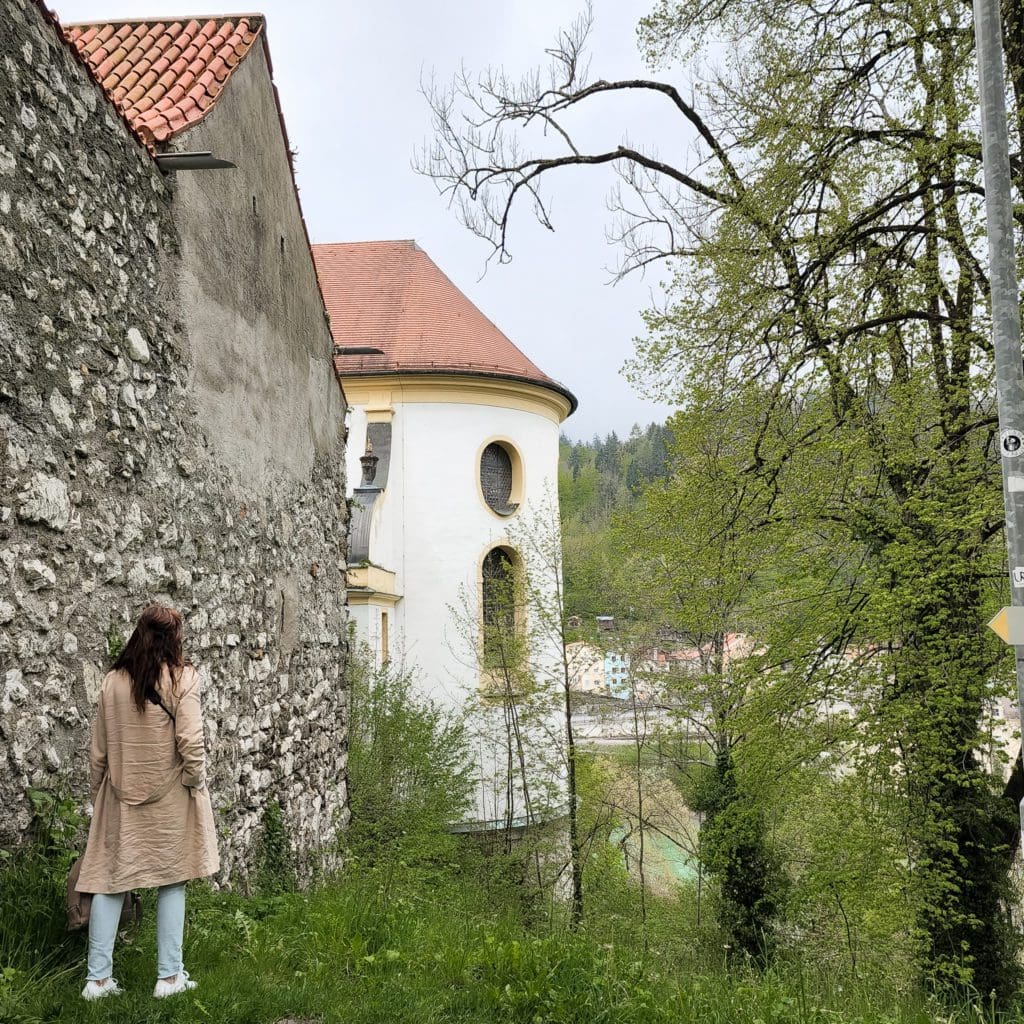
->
xmin=347 ymin=565 xmax=397 ymax=593
xmin=347 ymin=565 xmax=401 ymax=606
xmin=339 ymin=374 xmax=571 ymax=424
xmin=347 ymin=590 xmax=401 ymax=608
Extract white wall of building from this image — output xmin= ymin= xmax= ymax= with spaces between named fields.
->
xmin=347 ymin=601 xmax=393 ymax=673
xmin=345 ymin=387 xmax=568 ymax=824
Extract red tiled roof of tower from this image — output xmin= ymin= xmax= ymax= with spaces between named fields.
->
xmin=63 ymin=15 xmax=262 ymax=151
xmin=312 ymin=240 xmax=576 ymax=409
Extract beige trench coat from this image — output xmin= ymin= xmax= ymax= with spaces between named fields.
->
xmin=76 ymin=665 xmax=220 ymax=894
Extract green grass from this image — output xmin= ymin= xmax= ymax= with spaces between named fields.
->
xmin=2 ymin=849 xmax=1018 ymax=1024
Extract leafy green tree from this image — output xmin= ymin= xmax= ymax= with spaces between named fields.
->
xmin=421 ymin=0 xmax=1023 ymax=998
xmin=568 ymin=442 xmax=583 ymax=482
xmin=559 ymin=423 xmax=673 ymax=621
xmin=612 ymin=397 xmax=791 ymax=962
xmin=625 ymin=459 xmax=643 ymax=496
xmin=691 ymin=751 xmax=783 ymax=964
xmin=447 ymin=503 xmax=591 ymax=924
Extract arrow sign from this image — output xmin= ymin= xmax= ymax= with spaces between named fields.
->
xmin=987 ymin=606 xmax=1024 ymax=644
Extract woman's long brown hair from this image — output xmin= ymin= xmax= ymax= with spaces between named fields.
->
xmin=112 ymin=603 xmax=185 ymax=713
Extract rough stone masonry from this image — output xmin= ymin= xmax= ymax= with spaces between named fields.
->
xmin=0 ymin=0 xmax=350 ymax=881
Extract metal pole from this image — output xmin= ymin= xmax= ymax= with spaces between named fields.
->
xmin=973 ymin=0 xmax=1024 ymax=840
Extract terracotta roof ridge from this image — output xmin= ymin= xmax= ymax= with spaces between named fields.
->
xmin=63 ymin=13 xmax=265 ymax=28
xmin=43 ymin=4 xmax=332 ymax=355
xmin=312 ymin=239 xmax=418 ymax=248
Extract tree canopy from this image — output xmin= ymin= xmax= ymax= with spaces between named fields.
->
xmin=425 ymin=0 xmax=1024 ymax=1001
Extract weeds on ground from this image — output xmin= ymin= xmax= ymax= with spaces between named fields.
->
xmin=2 ymin=838 xmax=1019 ymax=1024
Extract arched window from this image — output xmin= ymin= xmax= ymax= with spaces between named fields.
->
xmin=480 ymin=441 xmax=521 ymax=516
xmin=482 ymin=546 xmax=519 ymax=671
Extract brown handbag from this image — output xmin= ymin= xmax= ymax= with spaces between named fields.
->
xmin=66 ymin=857 xmax=142 ymax=932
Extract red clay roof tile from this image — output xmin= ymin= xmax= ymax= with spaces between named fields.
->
xmin=312 ymin=241 xmax=576 ymax=411
xmin=95 ymin=50 xmax=124 ymax=79
xmin=63 ymin=14 xmax=262 ymax=150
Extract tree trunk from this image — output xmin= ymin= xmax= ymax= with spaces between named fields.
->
xmin=889 ymin=543 xmax=1020 ymax=1002
xmin=562 ymin=669 xmax=584 ymax=928
xmin=1003 ymin=0 xmax=1024 ymax=181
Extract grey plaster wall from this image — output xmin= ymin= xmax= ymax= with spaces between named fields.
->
xmin=169 ymin=39 xmax=344 ymax=487
xmin=0 ymin=0 xmax=350 ymax=881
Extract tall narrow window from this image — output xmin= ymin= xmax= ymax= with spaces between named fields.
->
xmin=482 ymin=546 xmax=518 ymax=672
xmin=380 ymin=610 xmax=389 ymax=664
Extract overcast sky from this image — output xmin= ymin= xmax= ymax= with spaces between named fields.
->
xmin=55 ymin=0 xmax=684 ymax=440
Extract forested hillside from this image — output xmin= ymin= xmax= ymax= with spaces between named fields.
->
xmin=559 ymin=423 xmax=671 ymax=621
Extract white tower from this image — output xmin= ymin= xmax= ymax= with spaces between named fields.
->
xmin=313 ymin=240 xmax=576 ymax=827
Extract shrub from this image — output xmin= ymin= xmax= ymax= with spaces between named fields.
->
xmin=344 ymin=646 xmax=473 ymax=865
xmin=0 ymin=783 xmax=87 ymax=977
xmin=251 ymin=799 xmax=297 ymax=894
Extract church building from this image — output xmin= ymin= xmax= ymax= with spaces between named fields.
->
xmin=313 ymin=240 xmax=577 ymax=826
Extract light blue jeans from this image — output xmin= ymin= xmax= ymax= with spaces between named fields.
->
xmin=86 ymin=883 xmax=186 ymax=981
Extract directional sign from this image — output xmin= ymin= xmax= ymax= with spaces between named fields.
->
xmin=987 ymin=606 xmax=1024 ymax=644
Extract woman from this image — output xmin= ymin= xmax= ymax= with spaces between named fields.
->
xmin=77 ymin=603 xmax=220 ymax=1001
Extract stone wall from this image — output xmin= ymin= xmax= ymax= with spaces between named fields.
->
xmin=0 ymin=0 xmax=350 ymax=881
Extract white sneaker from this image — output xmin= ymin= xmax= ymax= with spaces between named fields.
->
xmin=81 ymin=978 xmax=122 ymax=1001
xmin=153 ymin=969 xmax=197 ymax=998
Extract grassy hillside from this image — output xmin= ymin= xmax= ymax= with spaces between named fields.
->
xmin=0 ymin=839 xmax=993 ymax=1024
